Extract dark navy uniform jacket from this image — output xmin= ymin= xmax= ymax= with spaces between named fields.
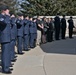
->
xmin=54 ymin=16 xmax=61 ymax=29
xmin=10 ymin=17 xmax=17 ymax=40
xmin=24 ymin=19 xmax=30 ymax=35
xmin=68 ymin=19 xmax=74 ymax=29
xmin=29 ymin=21 xmax=35 ymax=34
xmin=61 ymin=18 xmax=66 ymax=29
xmin=29 ymin=21 xmax=37 ymax=34
xmin=16 ymin=19 xmax=24 ymax=37
xmin=0 ymin=14 xmax=11 ymax=43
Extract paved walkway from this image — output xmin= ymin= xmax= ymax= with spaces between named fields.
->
xmin=0 ymin=36 xmax=76 ymax=75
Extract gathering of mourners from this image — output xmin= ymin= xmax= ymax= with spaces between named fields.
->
xmin=0 ymin=5 xmax=75 ymax=74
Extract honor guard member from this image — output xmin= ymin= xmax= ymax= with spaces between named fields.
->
xmin=29 ymin=17 xmax=36 ymax=48
xmin=10 ymin=13 xmax=17 ymax=61
xmin=16 ymin=13 xmax=24 ymax=54
xmin=23 ymin=16 xmax=30 ymax=51
xmin=33 ymin=18 xmax=37 ymax=47
xmin=0 ymin=5 xmax=12 ymax=74
xmin=54 ymin=13 xmax=61 ymax=40
xmin=68 ymin=16 xmax=75 ymax=38
xmin=61 ymin=15 xmax=67 ymax=39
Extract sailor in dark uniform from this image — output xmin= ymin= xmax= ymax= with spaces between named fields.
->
xmin=23 ymin=16 xmax=30 ymax=51
xmin=0 ymin=5 xmax=12 ymax=74
xmin=16 ymin=13 xmax=24 ymax=54
xmin=29 ymin=17 xmax=37 ymax=48
xmin=10 ymin=13 xmax=17 ymax=61
xmin=33 ymin=18 xmax=37 ymax=47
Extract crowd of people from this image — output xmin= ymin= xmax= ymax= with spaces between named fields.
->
xmin=0 ymin=5 xmax=75 ymax=74
xmin=36 ymin=14 xmax=75 ymax=45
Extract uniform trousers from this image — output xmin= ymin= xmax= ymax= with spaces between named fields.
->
xmin=10 ymin=40 xmax=15 ymax=60
xmin=17 ymin=36 xmax=23 ymax=53
xmin=24 ymin=34 xmax=29 ymax=50
xmin=1 ymin=42 xmax=11 ymax=72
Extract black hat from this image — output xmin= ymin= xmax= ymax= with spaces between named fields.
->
xmin=29 ymin=16 xmax=33 ymax=19
xmin=70 ymin=16 xmax=72 ymax=18
xmin=57 ymin=13 xmax=60 ymax=15
xmin=33 ymin=18 xmax=36 ymax=20
xmin=0 ymin=5 xmax=9 ymax=10
xmin=17 ymin=13 xmax=23 ymax=16
xmin=24 ymin=15 xmax=29 ymax=18
xmin=63 ymin=15 xmax=65 ymax=17
xmin=10 ymin=12 xmax=14 ymax=16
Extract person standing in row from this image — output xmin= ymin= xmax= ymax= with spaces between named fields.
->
xmin=29 ymin=17 xmax=37 ymax=48
xmin=10 ymin=13 xmax=17 ymax=62
xmin=47 ymin=18 xmax=54 ymax=42
xmin=29 ymin=17 xmax=34 ymax=48
xmin=0 ymin=5 xmax=12 ymax=74
xmin=54 ymin=13 xmax=61 ymax=40
xmin=33 ymin=18 xmax=37 ymax=47
xmin=23 ymin=16 xmax=30 ymax=51
xmin=36 ymin=16 xmax=43 ymax=45
xmin=16 ymin=13 xmax=24 ymax=54
xmin=46 ymin=18 xmax=51 ymax=42
xmin=61 ymin=15 xmax=67 ymax=39
xmin=42 ymin=17 xmax=49 ymax=43
xmin=68 ymin=16 xmax=75 ymax=38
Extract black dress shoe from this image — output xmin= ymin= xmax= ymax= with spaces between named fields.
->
xmin=10 ymin=68 xmax=13 ymax=71
xmin=2 ymin=70 xmax=12 ymax=74
xmin=62 ymin=37 xmax=65 ymax=39
xmin=14 ymin=55 xmax=18 ymax=58
xmin=70 ymin=37 xmax=74 ymax=39
xmin=30 ymin=47 xmax=35 ymax=48
xmin=18 ymin=52 xmax=24 ymax=55
xmin=24 ymin=49 xmax=29 ymax=51
xmin=12 ymin=63 xmax=14 ymax=65
xmin=11 ymin=59 xmax=17 ymax=62
xmin=10 ymin=65 xmax=13 ymax=67
xmin=56 ymin=39 xmax=60 ymax=40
